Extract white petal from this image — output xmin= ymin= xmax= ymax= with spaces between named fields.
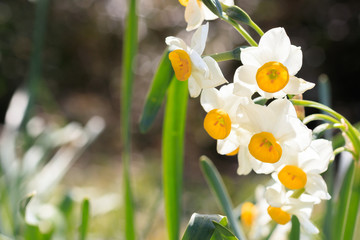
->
xmin=201 ymin=56 xmax=228 ymax=88
xmin=297 ymin=213 xmax=319 ymax=234
xmin=191 ymin=23 xmax=209 ymax=54
xmin=252 ymin=158 xmax=276 ymax=174
xmin=282 ymin=76 xmax=315 ymax=95
xmin=305 ymin=174 xmax=331 ymax=201
xmin=201 ymin=3 xmax=218 ymax=20
xmin=259 ymin=27 xmax=291 ymax=62
xmin=265 ymin=183 xmax=284 ymax=207
xmin=185 ymin=0 xmax=204 ymax=31
xmin=190 ymin=50 xmax=208 ymax=74
xmin=301 ymin=139 xmax=333 ymax=173
xmin=200 ymin=87 xmax=222 ymax=112
xmin=284 ymin=45 xmax=303 ymax=75
xmin=165 ymin=36 xmax=187 ymax=51
xmin=240 ymin=47 xmax=273 ymax=67
xmin=217 ymin=129 xmax=240 ymax=155
xmin=237 ymin=147 xmax=252 ymax=175
xmin=188 ymin=75 xmax=202 ymax=97
xmin=233 ymin=66 xmax=257 ymax=98
xmin=281 ymin=115 xmax=312 ymax=151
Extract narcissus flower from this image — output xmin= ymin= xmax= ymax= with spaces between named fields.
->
xmin=234 ymin=27 xmax=315 ymax=99
xmin=274 ymin=139 xmax=333 ymax=202
xmin=179 ymin=0 xmax=234 ymax=31
xmin=166 ymin=23 xmax=227 ymax=98
xmin=200 ymin=84 xmax=250 ymax=154
xmin=235 ymin=99 xmax=312 ymax=175
xmin=265 ymin=183 xmax=319 ymax=234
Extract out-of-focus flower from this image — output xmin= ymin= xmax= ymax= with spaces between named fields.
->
xmin=235 ymin=99 xmax=312 ymax=175
xmin=166 ymin=23 xmax=227 ymax=97
xmin=179 ymin=0 xmax=234 ymax=31
xmin=265 ymin=183 xmax=319 ymax=235
xmin=233 ymin=27 xmax=315 ymax=99
xmin=273 ymin=139 xmax=333 ymax=202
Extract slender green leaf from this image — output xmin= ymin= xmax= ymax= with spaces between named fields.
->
xmin=23 ymin=0 xmax=51 ymax=127
xmin=19 ymin=192 xmax=36 ymax=219
xmin=211 ymin=221 xmax=238 ymax=240
xmin=289 ymin=216 xmax=300 ymax=240
xmin=139 ymin=50 xmax=174 ymax=133
xmin=79 ymin=198 xmax=90 ymax=240
xmin=182 ymin=213 xmax=224 ymax=240
xmin=162 ymin=77 xmax=188 ymax=240
xmin=200 ymin=156 xmax=247 ymax=240
xmin=121 ymin=0 xmax=138 ymax=239
xmin=333 ymin=159 xmax=359 ymax=240
xmin=0 ymin=233 xmax=13 ymax=240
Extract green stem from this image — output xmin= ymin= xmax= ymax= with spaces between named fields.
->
xmin=222 ymin=17 xmax=258 ymax=47
xmin=290 ymin=99 xmax=360 ymax=159
xmin=303 ymin=113 xmax=340 ymax=125
xmin=205 ymin=47 xmax=242 ymax=62
xmin=249 ymin=20 xmax=264 ymax=36
xmin=290 ymin=188 xmax=305 ymax=199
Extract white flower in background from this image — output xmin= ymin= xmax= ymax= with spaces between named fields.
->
xmin=265 ymin=182 xmax=320 ymax=235
xmin=166 ymin=23 xmax=227 ymax=98
xmin=234 ymin=27 xmax=315 ymax=99
xmin=179 ymin=0 xmax=234 ymax=31
xmin=200 ymin=83 xmax=251 ymax=155
xmin=240 ymin=185 xmax=273 ymax=240
xmin=273 ymin=139 xmax=333 ymax=202
xmin=235 ymin=99 xmax=312 ymax=175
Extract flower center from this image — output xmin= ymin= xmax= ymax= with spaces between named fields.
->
xmin=278 ymin=165 xmax=307 ymax=190
xmin=169 ymin=49 xmax=192 ymax=81
xmin=256 ymin=61 xmax=289 ymax=93
xmin=203 ymin=109 xmax=231 ymax=140
xmin=267 ymin=206 xmax=291 ymax=225
xmin=241 ymin=202 xmax=257 ymax=227
xmin=248 ymin=132 xmax=282 ymax=163
xmin=179 ymin=0 xmax=201 ymax=7
xmin=226 ymin=147 xmax=239 ymax=156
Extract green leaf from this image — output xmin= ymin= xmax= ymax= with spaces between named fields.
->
xmin=139 ymin=50 xmax=174 ymax=133
xmin=162 ymin=77 xmax=188 ymax=240
xmin=182 ymin=213 xmax=224 ymax=240
xmin=289 ymin=216 xmax=300 ymax=240
xmin=211 ymin=221 xmax=239 ymax=240
xmin=0 ymin=233 xmax=13 ymax=240
xmin=79 ymin=198 xmax=90 ymax=240
xmin=202 ymin=0 xmax=223 ymax=17
xmin=19 ymin=191 xmax=36 ymax=219
xmin=225 ymin=6 xmax=252 ymax=25
xmin=200 ymin=156 xmax=246 ymax=240
xmin=121 ymin=0 xmax=138 ymax=239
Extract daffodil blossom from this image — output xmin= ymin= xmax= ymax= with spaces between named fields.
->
xmin=235 ymin=99 xmax=312 ymax=175
xmin=165 ymin=23 xmax=227 ymax=98
xmin=179 ymin=0 xmax=234 ymax=31
xmin=200 ymin=83 xmax=250 ymax=154
xmin=273 ymin=139 xmax=333 ymax=203
xmin=265 ymin=182 xmax=319 ymax=235
xmin=240 ymin=185 xmax=273 ymax=240
xmin=233 ymin=27 xmax=315 ymax=99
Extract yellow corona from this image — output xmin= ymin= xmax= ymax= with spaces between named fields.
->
xmin=248 ymin=132 xmax=282 ymax=163
xmin=169 ymin=49 xmax=192 ymax=81
xmin=204 ymin=109 xmax=231 ymax=140
xmin=256 ymin=61 xmax=289 ymax=93
xmin=278 ymin=165 xmax=307 ymax=190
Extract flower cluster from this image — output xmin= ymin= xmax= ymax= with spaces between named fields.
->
xmin=166 ymin=2 xmax=335 ymax=238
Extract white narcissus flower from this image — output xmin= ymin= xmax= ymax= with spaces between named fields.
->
xmin=234 ymin=27 xmax=315 ymax=99
xmin=273 ymin=139 xmax=333 ymax=203
xmin=165 ymin=23 xmax=227 ymax=98
xmin=265 ymin=183 xmax=320 ymax=235
xmin=235 ymin=99 xmax=312 ymax=175
xmin=179 ymin=0 xmax=234 ymax=31
xmin=200 ymin=84 xmax=251 ymax=155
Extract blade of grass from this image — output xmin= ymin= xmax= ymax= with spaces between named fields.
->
xmin=289 ymin=216 xmax=300 ymax=240
xmin=79 ymin=198 xmax=90 ymax=240
xmin=200 ymin=156 xmax=247 ymax=240
xmin=121 ymin=0 xmax=138 ymax=239
xmin=139 ymin=50 xmax=174 ymax=133
xmin=162 ymin=77 xmax=188 ymax=240
xmin=23 ymin=0 xmax=51 ymax=127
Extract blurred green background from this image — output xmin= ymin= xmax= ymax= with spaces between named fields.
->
xmin=0 ymin=0 xmax=359 ymax=239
